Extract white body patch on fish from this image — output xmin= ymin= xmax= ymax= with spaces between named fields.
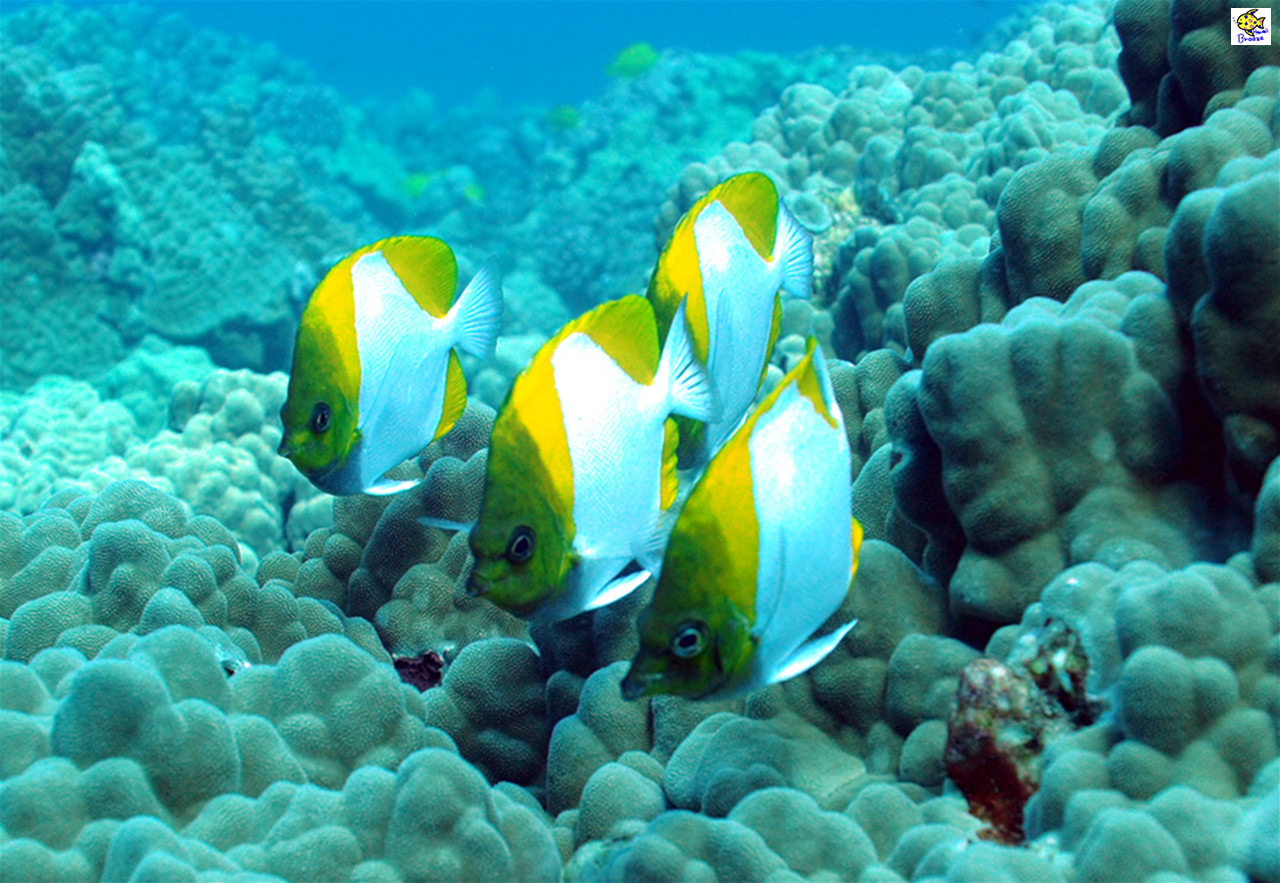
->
xmin=744 ymin=350 xmax=856 ymax=689
xmin=695 ymin=199 xmax=811 ymax=455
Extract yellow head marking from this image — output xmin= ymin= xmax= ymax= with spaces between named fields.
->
xmin=279 ymin=246 xmax=366 ymax=476
xmin=469 ymin=325 xmax=576 ymax=614
xmin=625 ymin=397 xmax=764 ymax=697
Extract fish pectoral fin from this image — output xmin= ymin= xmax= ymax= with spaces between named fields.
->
xmin=364 ymin=476 xmax=423 ymax=496
xmin=768 ymin=618 xmax=858 ymax=685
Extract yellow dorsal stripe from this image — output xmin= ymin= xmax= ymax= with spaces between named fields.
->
xmin=433 ymin=351 xmax=468 ymax=442
xmin=578 ymin=295 xmax=660 ymax=385
xmin=792 ymin=340 xmax=838 ymax=429
xmin=709 ymin=171 xmax=779 ymax=261
xmin=660 ymin=418 xmax=679 ymax=511
xmin=376 ymin=236 xmax=458 ymax=319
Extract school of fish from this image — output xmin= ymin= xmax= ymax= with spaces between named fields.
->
xmin=280 ymin=171 xmax=863 ymax=701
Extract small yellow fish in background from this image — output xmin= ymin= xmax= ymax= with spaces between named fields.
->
xmin=621 ymin=339 xmax=861 ymax=701
xmin=279 ymin=236 xmax=501 ymax=496
xmin=468 ymin=294 xmax=719 ymax=622
xmin=1237 ymin=8 xmax=1266 ymax=35
xmin=648 ymin=171 xmax=814 ymax=464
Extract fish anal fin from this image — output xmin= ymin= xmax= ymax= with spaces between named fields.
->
xmin=661 ymin=418 xmax=679 ymax=511
xmin=433 ymin=351 xmax=468 ymax=442
xmin=365 ymin=476 xmax=423 ymax=496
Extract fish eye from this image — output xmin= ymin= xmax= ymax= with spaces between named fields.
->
xmin=311 ymin=402 xmax=331 ymax=434
xmin=505 ymin=525 xmax=536 ymax=564
xmin=671 ymin=621 xmax=707 ymax=659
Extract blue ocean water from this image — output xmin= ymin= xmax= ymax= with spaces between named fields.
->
xmin=10 ymin=0 xmax=1031 ymax=108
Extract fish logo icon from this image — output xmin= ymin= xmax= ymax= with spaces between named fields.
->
xmin=1237 ymin=8 xmax=1266 ymax=34
xmin=1231 ymin=6 xmax=1272 ymax=43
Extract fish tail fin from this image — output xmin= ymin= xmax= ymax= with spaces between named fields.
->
xmin=775 ymin=201 xmax=814 ymax=299
xmin=655 ymin=296 xmax=721 ymax=424
xmin=449 ymin=261 xmax=502 ymax=359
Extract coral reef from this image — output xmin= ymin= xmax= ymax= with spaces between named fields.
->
xmin=2 ymin=0 xmax=1279 ymax=881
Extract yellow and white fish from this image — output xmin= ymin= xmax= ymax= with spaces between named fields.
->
xmin=647 ymin=171 xmax=813 ymax=463
xmin=468 ymin=294 xmax=719 ymax=622
xmin=621 ymin=340 xmax=861 ymax=701
xmin=279 ymin=236 xmax=501 ymax=495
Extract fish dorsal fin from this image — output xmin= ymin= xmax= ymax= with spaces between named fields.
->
xmin=432 ymin=351 xmax=468 ymax=442
xmin=377 ymin=236 xmax=458 ymax=319
xmin=575 ymin=295 xmax=660 ymax=385
xmin=792 ymin=341 xmax=839 ymax=429
xmin=661 ymin=418 xmax=679 ymax=511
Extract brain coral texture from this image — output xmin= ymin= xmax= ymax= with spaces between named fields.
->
xmin=2 ymin=1 xmax=1279 ymax=882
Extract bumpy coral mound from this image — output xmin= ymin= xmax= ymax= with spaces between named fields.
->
xmin=886 ymin=273 xmax=1227 ymax=627
xmin=0 ymin=479 xmax=382 ymax=666
xmin=3 ymin=1 xmax=1280 ymax=881
xmin=1 ymin=356 xmax=326 ymax=561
